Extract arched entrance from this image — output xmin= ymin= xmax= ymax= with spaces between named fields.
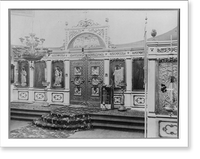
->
xmin=66 ymin=19 xmax=108 ymax=106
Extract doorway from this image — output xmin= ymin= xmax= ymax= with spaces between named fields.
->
xmin=70 ymin=57 xmax=104 ymax=107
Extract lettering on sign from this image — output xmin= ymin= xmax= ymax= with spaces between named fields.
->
xmin=110 ymin=52 xmax=126 ymax=56
xmin=131 ymin=51 xmax=143 ymax=55
xmin=157 ymin=47 xmax=177 ymax=53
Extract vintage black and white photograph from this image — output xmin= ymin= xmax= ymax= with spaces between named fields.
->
xmin=9 ymin=9 xmax=180 ymax=139
xmin=9 ymin=8 xmax=179 ymax=140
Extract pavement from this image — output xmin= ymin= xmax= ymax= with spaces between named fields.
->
xmin=68 ymin=129 xmax=144 ymax=139
xmin=10 ymin=120 xmax=144 ymax=139
xmin=10 ymin=120 xmax=31 ymax=131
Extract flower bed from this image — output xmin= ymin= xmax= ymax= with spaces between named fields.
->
xmin=33 ymin=106 xmax=101 ymax=130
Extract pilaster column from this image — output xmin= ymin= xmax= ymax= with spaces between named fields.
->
xmin=64 ymin=60 xmax=70 ymax=105
xmin=147 ymin=60 xmax=157 ymax=112
xmin=46 ymin=60 xmax=52 ymax=89
xmin=46 ymin=60 xmax=52 ymax=104
xmin=64 ymin=60 xmax=70 ymax=90
xmin=124 ymin=58 xmax=132 ymax=107
xmin=28 ymin=61 xmax=34 ymax=103
xmin=29 ymin=61 xmax=34 ymax=88
xmin=126 ymin=58 xmax=132 ymax=92
xmin=104 ymin=59 xmax=110 ymax=85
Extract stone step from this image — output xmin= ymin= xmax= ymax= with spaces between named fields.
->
xmin=91 ymin=116 xmax=144 ymax=124
xmin=91 ymin=122 xmax=144 ymax=131
xmin=90 ymin=115 xmax=144 ymax=124
xmin=11 ymin=111 xmax=47 ymax=117
xmin=11 ymin=115 xmax=39 ymax=121
xmin=10 ymin=108 xmax=50 ymax=121
xmin=91 ymin=112 xmax=144 ymax=119
xmin=90 ymin=113 xmax=145 ymax=131
xmin=11 ymin=108 xmax=50 ymax=113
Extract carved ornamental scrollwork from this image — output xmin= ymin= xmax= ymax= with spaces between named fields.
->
xmin=157 ymin=59 xmax=178 ymax=116
xmin=73 ymin=19 xmax=100 ymax=28
xmin=89 ymin=77 xmax=102 ymax=86
xmin=73 ymin=77 xmax=84 ymax=86
xmin=69 ymin=30 xmax=82 ymax=41
xmin=159 ymin=121 xmax=178 ymax=138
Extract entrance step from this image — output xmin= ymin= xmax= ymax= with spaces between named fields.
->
xmin=90 ymin=113 xmax=144 ymax=131
xmin=10 ymin=108 xmax=50 ymax=121
xmin=10 ymin=105 xmax=145 ymax=132
xmin=91 ymin=122 xmax=144 ymax=131
xmin=11 ymin=115 xmax=39 ymax=121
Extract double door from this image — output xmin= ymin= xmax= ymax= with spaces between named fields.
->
xmin=70 ymin=58 xmax=104 ymax=106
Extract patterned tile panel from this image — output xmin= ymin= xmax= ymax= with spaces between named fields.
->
xmin=34 ymin=92 xmax=46 ymax=101
xmin=52 ymin=93 xmax=64 ymax=103
xmin=159 ymin=121 xmax=178 ymax=138
xmin=113 ymin=95 xmax=122 ymax=105
xmin=133 ymin=95 xmax=145 ymax=106
xmin=18 ymin=91 xmax=29 ymax=100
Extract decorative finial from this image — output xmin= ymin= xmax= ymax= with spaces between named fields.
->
xmin=65 ymin=22 xmax=68 ymax=26
xmin=105 ymin=18 xmax=109 ymax=23
xmin=83 ymin=10 xmax=88 ymax=20
xmin=144 ymin=14 xmax=148 ymax=27
xmin=151 ymin=29 xmax=157 ymax=38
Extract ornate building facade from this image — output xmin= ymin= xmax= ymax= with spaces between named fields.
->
xmin=10 ymin=19 xmax=178 ymax=138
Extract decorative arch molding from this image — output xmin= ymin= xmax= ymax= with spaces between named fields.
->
xmin=67 ymin=32 xmax=107 ymax=50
